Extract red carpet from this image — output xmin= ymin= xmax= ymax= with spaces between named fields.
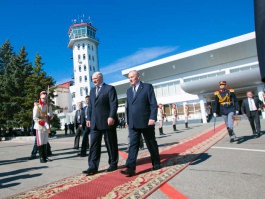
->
xmin=7 ymin=123 xmax=227 ymax=199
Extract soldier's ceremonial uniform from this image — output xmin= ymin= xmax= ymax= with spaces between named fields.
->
xmin=157 ymin=104 xmax=165 ymax=135
xmin=213 ymin=81 xmax=238 ymax=142
xmin=33 ymin=91 xmax=53 ymax=163
xmin=171 ymin=104 xmax=178 ymax=131
xmin=184 ymin=104 xmax=189 ymax=128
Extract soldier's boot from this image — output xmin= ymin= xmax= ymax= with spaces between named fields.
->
xmin=160 ymin=127 xmax=165 ymax=135
xmin=228 ymin=128 xmax=235 ymax=143
xmin=185 ymin=122 xmax=188 ymax=128
xmin=173 ymin=125 xmax=177 ymax=131
xmin=39 ymin=145 xmax=47 ymax=163
xmin=47 ymin=142 xmax=52 ymax=156
xmin=43 ymin=144 xmax=52 ymax=162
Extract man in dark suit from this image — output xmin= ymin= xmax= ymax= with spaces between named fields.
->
xmin=83 ymin=72 xmax=119 ymax=175
xmin=78 ymin=95 xmax=90 ymax=157
xmin=241 ymin=91 xmax=263 ymax=137
xmin=120 ymin=70 xmax=161 ymax=177
xmin=73 ymin=102 xmax=83 ymax=149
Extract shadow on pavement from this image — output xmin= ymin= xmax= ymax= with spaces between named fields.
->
xmin=137 ymin=152 xmax=210 ymax=175
xmin=190 ymin=153 xmax=211 ymax=165
xmin=0 ymin=166 xmax=48 ymax=177
xmin=1 ymin=173 xmax=42 ymax=189
xmin=0 ymin=157 xmax=29 ymax=166
xmin=236 ymin=130 xmax=264 ymax=144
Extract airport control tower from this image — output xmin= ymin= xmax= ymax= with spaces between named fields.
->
xmin=68 ymin=18 xmax=99 ymax=108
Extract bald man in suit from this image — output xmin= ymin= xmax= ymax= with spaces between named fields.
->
xmin=120 ymin=70 xmax=161 ymax=177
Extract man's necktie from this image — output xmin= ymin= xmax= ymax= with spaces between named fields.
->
xmin=133 ymin=86 xmax=136 ymax=98
xmin=96 ymin=86 xmax=100 ymax=97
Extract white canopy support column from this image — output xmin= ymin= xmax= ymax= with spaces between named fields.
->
xmin=199 ymin=94 xmax=207 ymax=124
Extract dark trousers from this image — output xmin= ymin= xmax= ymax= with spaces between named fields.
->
xmin=31 ymin=137 xmax=38 ymax=156
xmin=126 ymin=125 xmax=160 ymax=171
xmin=74 ymin=125 xmax=82 ymax=148
xmin=81 ymin=126 xmax=90 ymax=154
xmin=248 ymin=111 xmax=261 ymax=134
xmin=88 ymin=128 xmax=118 ymax=170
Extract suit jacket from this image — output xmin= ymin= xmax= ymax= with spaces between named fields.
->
xmin=126 ymin=82 xmax=157 ymax=129
xmin=74 ymin=108 xmax=83 ymax=129
xmin=241 ymin=96 xmax=263 ymax=117
xmin=81 ymin=105 xmax=89 ymax=128
xmin=87 ymin=83 xmax=118 ymax=130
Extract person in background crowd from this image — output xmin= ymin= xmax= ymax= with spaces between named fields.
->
xmin=78 ymin=95 xmax=90 ymax=157
xmin=83 ymin=72 xmax=119 ymax=175
xmin=206 ymin=104 xmax=213 ymax=123
xmin=171 ymin=103 xmax=178 ymax=131
xmin=157 ymin=103 xmax=165 ymax=135
xmin=213 ymin=81 xmax=239 ymax=143
xmin=33 ymin=91 xmax=53 ymax=163
xmin=184 ymin=104 xmax=189 ymax=128
xmin=64 ymin=123 xmax=68 ymax=135
xmin=120 ymin=70 xmax=161 ymax=177
xmin=241 ymin=91 xmax=263 ymax=137
xmin=73 ymin=102 xmax=83 ymax=149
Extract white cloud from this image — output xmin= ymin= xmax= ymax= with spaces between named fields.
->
xmin=101 ymin=46 xmax=178 ymax=75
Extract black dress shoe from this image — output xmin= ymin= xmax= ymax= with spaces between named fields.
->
xmin=230 ymin=138 xmax=234 ymax=143
xmin=106 ymin=166 xmax=118 ymax=172
xmin=152 ymin=165 xmax=161 ymax=171
xmin=46 ymin=157 xmax=53 ymax=162
xmin=28 ymin=155 xmax=37 ymax=160
xmin=78 ymin=153 xmax=87 ymax=157
xmin=82 ymin=168 xmax=98 ymax=175
xmin=40 ymin=158 xmax=47 ymax=163
xmin=120 ymin=169 xmax=136 ymax=177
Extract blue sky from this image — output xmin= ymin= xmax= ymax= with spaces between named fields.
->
xmin=0 ymin=0 xmax=254 ymax=84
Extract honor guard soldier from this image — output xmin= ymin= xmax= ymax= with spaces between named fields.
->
xmin=33 ymin=91 xmax=53 ymax=163
xmin=171 ymin=104 xmax=178 ymax=131
xmin=157 ymin=103 xmax=166 ymax=135
xmin=184 ymin=104 xmax=189 ymax=128
xmin=213 ymin=81 xmax=238 ymax=142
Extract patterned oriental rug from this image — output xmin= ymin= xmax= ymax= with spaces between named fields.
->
xmin=7 ymin=123 xmax=228 ymax=199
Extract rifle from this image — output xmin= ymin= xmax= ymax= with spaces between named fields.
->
xmin=46 ymin=86 xmax=51 ymax=133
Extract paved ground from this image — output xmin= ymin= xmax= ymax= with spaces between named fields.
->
xmin=0 ymin=119 xmax=264 ymax=199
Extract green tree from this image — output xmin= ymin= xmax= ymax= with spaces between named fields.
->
xmin=12 ymin=46 xmax=33 ymax=130
xmin=50 ymin=114 xmax=61 ymax=130
xmin=0 ymin=41 xmax=17 ymax=129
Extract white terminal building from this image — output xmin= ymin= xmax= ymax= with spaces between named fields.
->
xmin=54 ymin=21 xmax=265 ymax=129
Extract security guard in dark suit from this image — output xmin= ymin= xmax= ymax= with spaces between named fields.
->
xmin=73 ymin=102 xmax=83 ymax=149
xmin=213 ymin=81 xmax=239 ymax=142
xmin=78 ymin=95 xmax=90 ymax=157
